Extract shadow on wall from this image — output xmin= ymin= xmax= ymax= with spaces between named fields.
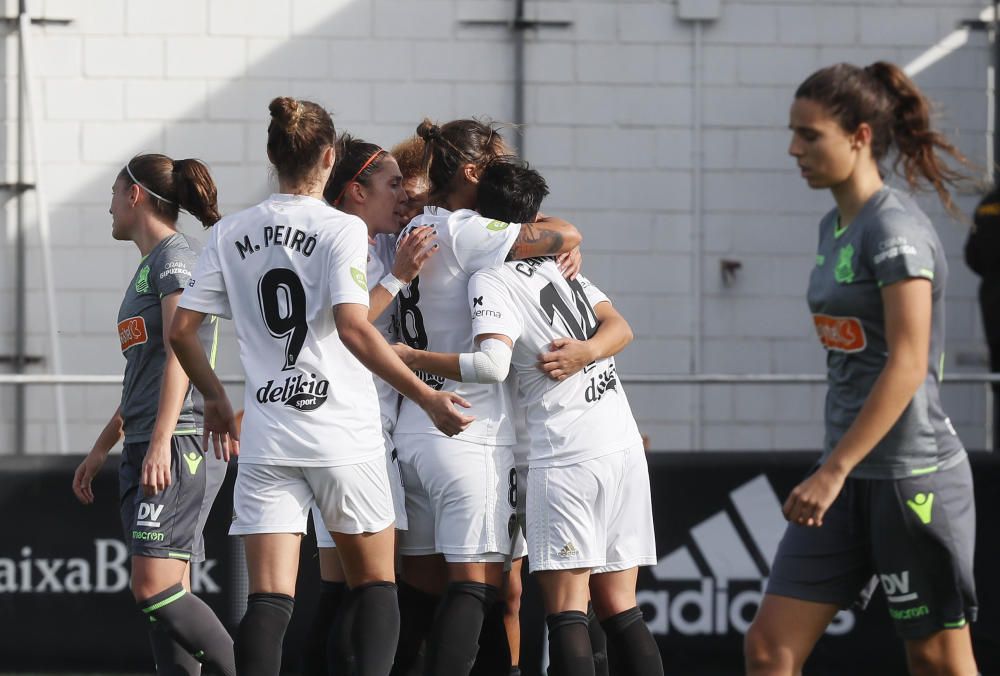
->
xmin=0 ymin=0 xmax=994 ymax=451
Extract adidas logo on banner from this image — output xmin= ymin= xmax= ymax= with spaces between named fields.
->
xmin=639 ymin=475 xmax=857 ymax=636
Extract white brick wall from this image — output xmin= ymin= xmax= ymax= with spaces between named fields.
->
xmin=1 ymin=0 xmax=993 ymax=454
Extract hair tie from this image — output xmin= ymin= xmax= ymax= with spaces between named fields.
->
xmin=125 ymin=161 xmax=175 ymax=205
xmin=333 ymin=149 xmax=386 ymax=206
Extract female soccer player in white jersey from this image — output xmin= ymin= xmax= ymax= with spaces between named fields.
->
xmin=395 ymin=158 xmax=663 ymax=676
xmin=297 ymin=134 xmax=438 ymax=676
xmin=744 ymin=63 xmax=978 ymax=676
xmin=168 ymin=97 xmax=473 ymax=676
xmin=389 ymin=118 xmax=582 ymax=676
xmin=71 ymin=154 xmax=235 ymax=675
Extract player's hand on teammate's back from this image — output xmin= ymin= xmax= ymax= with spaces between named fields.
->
xmin=393 ymin=225 xmax=438 ymax=283
xmin=202 ymin=395 xmax=240 ymax=461
xmin=782 ymin=465 xmax=845 ymax=528
xmin=422 ymin=390 xmax=475 ymax=437
xmin=557 ymin=246 xmax=582 ymax=280
xmin=72 ymin=449 xmax=108 ymax=505
xmin=141 ymin=440 xmax=172 ymax=497
xmin=538 ymin=337 xmax=594 ymax=381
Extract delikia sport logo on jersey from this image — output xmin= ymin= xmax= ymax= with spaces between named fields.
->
xmin=256 ymin=371 xmax=330 ymax=412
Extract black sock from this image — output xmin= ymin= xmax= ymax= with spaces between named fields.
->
xmin=329 ymin=584 xmax=358 ymax=675
xmin=350 ymin=581 xmax=401 ymax=676
xmin=391 ymin=580 xmax=440 ymax=676
xmin=600 ymin=607 xmax=663 ymax=676
xmin=424 ymin=582 xmax=498 ymax=676
xmin=147 ymin=618 xmax=202 ymax=675
xmin=139 ymin=584 xmax=235 ymax=676
xmin=546 ymin=611 xmax=595 ymax=676
xmin=470 ymin=601 xmax=513 ymax=676
xmin=235 ymin=593 xmax=294 ymax=676
xmin=587 ymin=603 xmax=609 ymax=676
xmin=301 ymin=580 xmax=347 ymax=676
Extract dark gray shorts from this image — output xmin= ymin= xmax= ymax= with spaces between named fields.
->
xmin=767 ymin=457 xmax=977 ymax=640
xmin=119 ymin=435 xmax=228 ymax=563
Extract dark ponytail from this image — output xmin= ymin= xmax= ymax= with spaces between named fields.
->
xmin=267 ymin=96 xmax=336 ymax=185
xmin=172 ymin=159 xmax=221 ymax=227
xmin=324 ymin=133 xmax=387 ymax=206
xmin=119 ymin=153 xmax=221 ymax=228
xmin=416 ymin=117 xmax=508 ymax=202
xmin=796 ymin=61 xmax=969 ymax=214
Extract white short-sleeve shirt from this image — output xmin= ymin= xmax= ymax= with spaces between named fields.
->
xmin=468 ymin=258 xmax=642 ymax=468
xmin=180 ymin=193 xmax=384 ymax=466
xmin=394 ymin=206 xmax=522 ymax=444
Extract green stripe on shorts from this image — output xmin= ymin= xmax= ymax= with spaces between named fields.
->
xmin=910 ymin=465 xmax=939 ymax=476
xmin=167 ymin=551 xmax=192 ymax=560
xmin=943 ymin=619 xmax=967 ymax=629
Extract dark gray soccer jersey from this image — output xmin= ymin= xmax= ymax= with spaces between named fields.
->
xmin=807 ymin=186 xmax=965 ymax=479
xmin=118 ymin=233 xmax=217 ymax=444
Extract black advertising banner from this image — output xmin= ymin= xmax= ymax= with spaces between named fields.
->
xmin=1 ymin=453 xmax=998 ymax=674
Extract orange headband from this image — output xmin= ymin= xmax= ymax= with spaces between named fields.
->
xmin=333 ymin=149 xmax=386 ymax=206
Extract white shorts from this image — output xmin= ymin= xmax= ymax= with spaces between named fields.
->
xmin=509 ymin=463 xmax=528 ymax=562
xmin=527 ymin=444 xmax=656 ymax=573
xmin=230 ymin=458 xmax=395 ymax=537
xmin=313 ymin=431 xmax=408 ymax=548
xmin=395 ymin=432 xmax=515 ymax=563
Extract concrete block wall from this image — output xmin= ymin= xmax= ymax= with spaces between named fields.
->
xmin=0 ymin=0 xmax=993 ymax=453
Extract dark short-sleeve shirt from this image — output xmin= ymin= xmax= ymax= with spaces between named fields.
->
xmin=117 ymin=233 xmax=218 ymax=444
xmin=806 ymin=186 xmax=965 ymax=479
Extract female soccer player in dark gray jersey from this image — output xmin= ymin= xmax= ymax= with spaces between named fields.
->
xmin=72 ymin=154 xmax=235 ymax=675
xmin=744 ymin=62 xmax=978 ymax=676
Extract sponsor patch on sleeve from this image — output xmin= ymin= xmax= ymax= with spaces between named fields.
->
xmin=485 ymin=219 xmax=510 ymax=232
xmin=350 ymin=266 xmax=368 ymax=291
xmin=812 ymin=314 xmax=866 ymax=353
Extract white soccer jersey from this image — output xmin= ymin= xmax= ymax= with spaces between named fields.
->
xmin=369 ymin=233 xmax=401 ymax=434
xmin=394 ymin=206 xmax=521 ymax=444
xmin=468 ymin=258 xmax=642 ymax=468
xmin=180 ymin=193 xmax=384 ymax=467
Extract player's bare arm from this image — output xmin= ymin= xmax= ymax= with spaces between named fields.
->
xmin=141 ymin=290 xmax=189 ymax=497
xmin=335 ymin=302 xmax=474 ymax=436
xmin=783 ymin=278 xmax=931 ymax=527
xmin=394 ymin=333 xmax=513 ymax=385
xmin=169 ymin=306 xmax=240 ymax=461
xmin=72 ymin=406 xmax=124 ymax=505
xmin=368 ymin=225 xmax=437 ymax=322
xmin=539 ymin=301 xmax=633 ymax=381
xmin=506 ymin=214 xmax=581 ymax=261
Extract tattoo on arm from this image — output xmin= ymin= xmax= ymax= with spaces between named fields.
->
xmin=507 ymin=223 xmax=565 ymax=260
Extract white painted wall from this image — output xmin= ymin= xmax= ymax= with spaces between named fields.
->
xmin=0 ymin=0 xmax=992 ymax=453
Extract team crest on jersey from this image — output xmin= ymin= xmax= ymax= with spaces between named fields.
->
xmin=135 ymin=265 xmax=151 ymax=293
xmin=485 ymin=219 xmax=510 ymax=232
xmin=812 ymin=314 xmax=866 ymax=353
xmin=256 ymin=371 xmax=330 ymax=412
xmin=834 ymin=244 xmax=855 ymax=284
xmin=118 ymin=316 xmax=149 ymax=352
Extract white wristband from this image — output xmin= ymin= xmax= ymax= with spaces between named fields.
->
xmin=379 ymin=273 xmax=406 ymax=297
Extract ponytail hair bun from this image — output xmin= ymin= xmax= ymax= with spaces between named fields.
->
xmin=266 ymin=96 xmax=336 ymax=184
